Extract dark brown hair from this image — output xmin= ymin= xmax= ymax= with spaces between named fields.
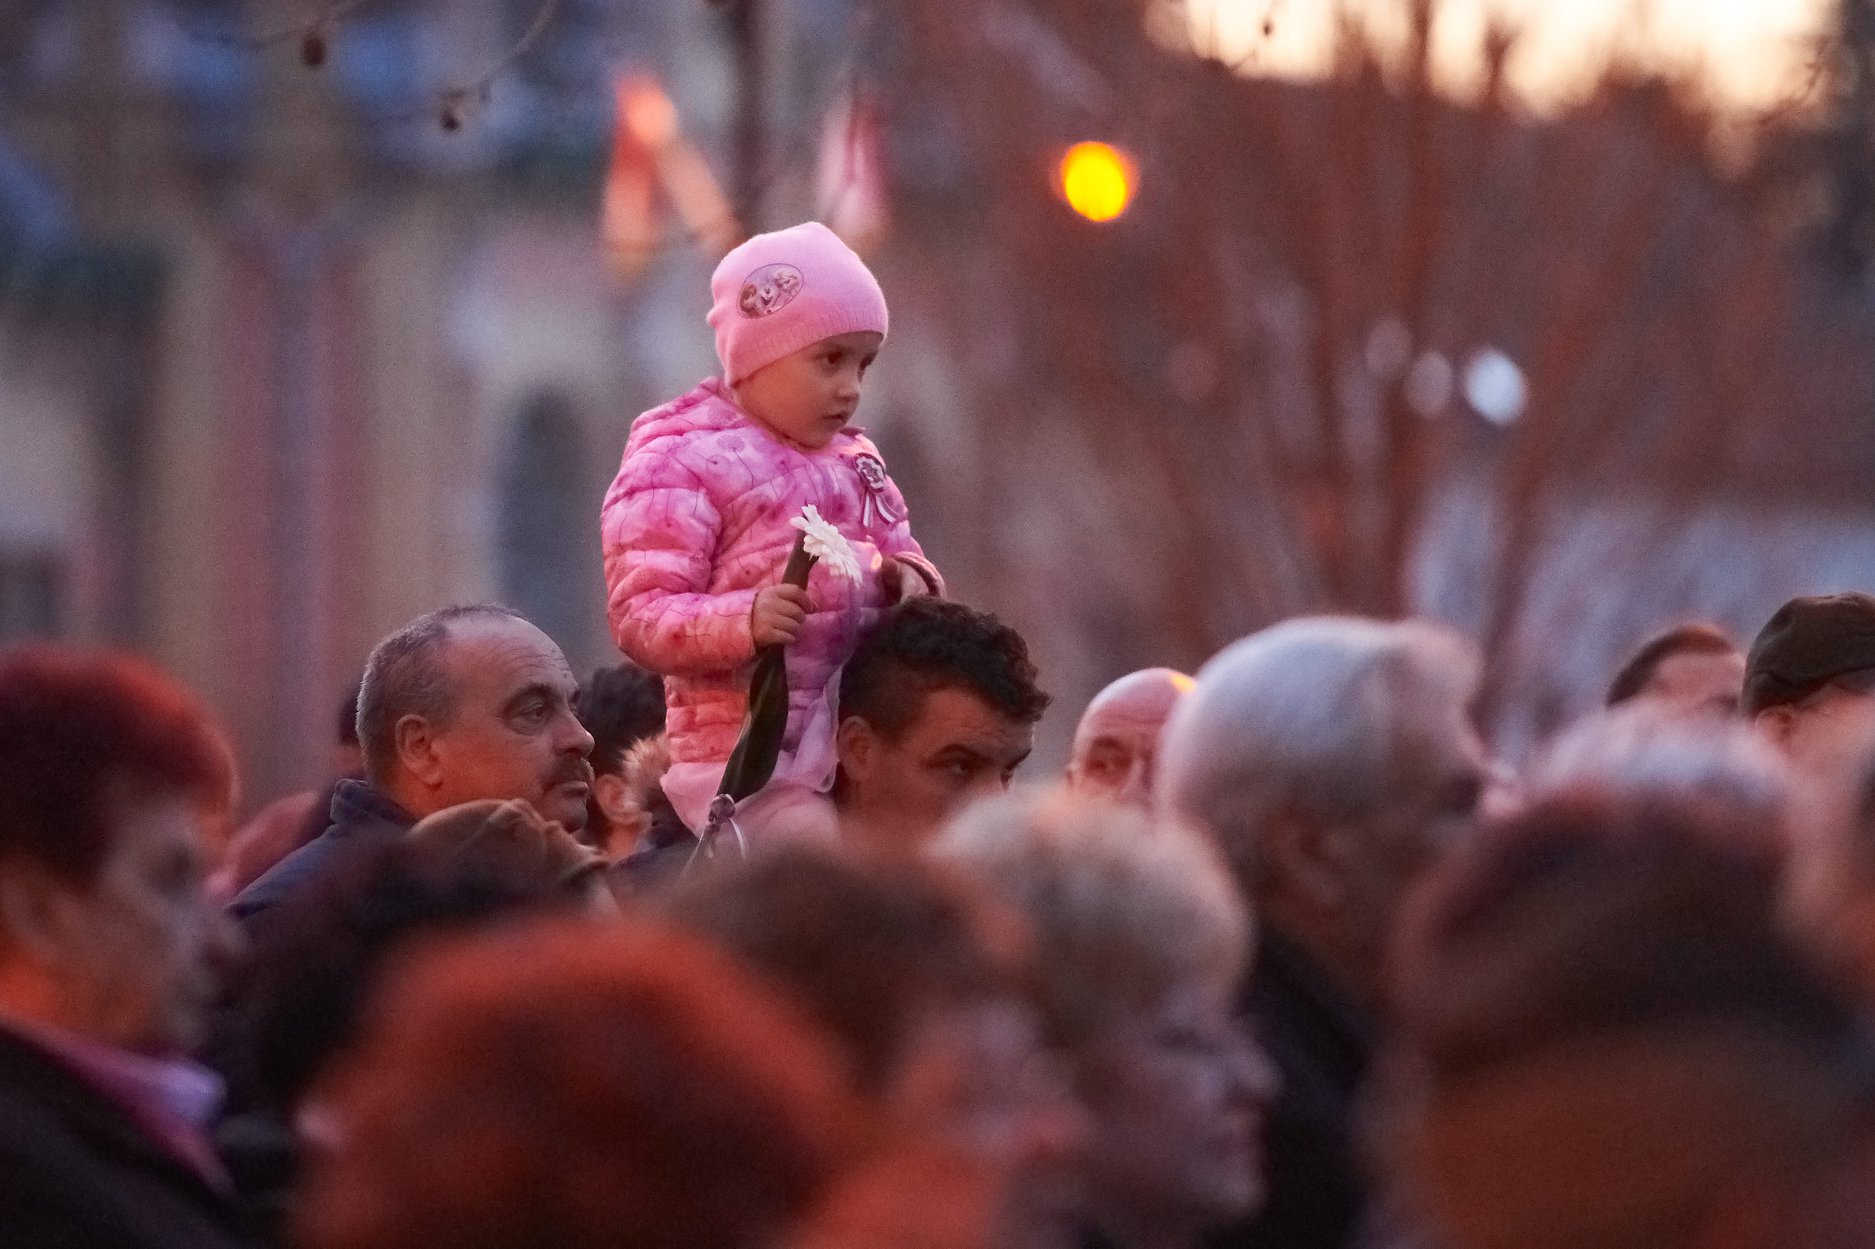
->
xmin=1605 ymin=622 xmax=1738 ymax=707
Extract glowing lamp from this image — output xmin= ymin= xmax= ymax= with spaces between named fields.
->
xmin=1058 ymin=141 xmax=1137 ymax=222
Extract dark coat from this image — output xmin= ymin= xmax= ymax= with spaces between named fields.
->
xmin=1208 ymin=928 xmax=1378 ymax=1249
xmin=0 ymin=1027 xmax=257 ymax=1249
xmin=228 ymin=779 xmax=415 ymax=931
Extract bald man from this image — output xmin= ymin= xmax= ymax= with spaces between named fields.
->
xmin=1064 ymin=668 xmax=1194 ymax=807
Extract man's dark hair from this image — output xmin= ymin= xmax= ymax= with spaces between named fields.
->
xmin=1606 ymin=622 xmax=1739 ymax=707
xmin=355 ymin=604 xmax=526 ymax=784
xmin=839 ymin=599 xmax=1050 ymax=741
xmin=0 ymin=646 xmax=233 ymax=884
xmin=574 ymin=662 xmax=666 ymax=775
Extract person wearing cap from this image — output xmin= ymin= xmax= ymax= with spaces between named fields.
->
xmin=1064 ymin=668 xmax=1195 ymax=807
xmin=1743 ymin=592 xmax=1875 ymax=781
xmin=602 ymin=221 xmax=944 ymax=846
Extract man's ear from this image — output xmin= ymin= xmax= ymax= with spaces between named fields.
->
xmin=0 ymin=864 xmax=81 ymax=966
xmin=394 ymin=714 xmax=445 ymax=789
xmin=1263 ymin=811 xmax=1348 ymax=910
xmin=1755 ymin=706 xmax=1797 ymax=751
xmin=836 ymin=714 xmax=880 ymax=782
xmin=592 ymin=772 xmax=633 ymax=826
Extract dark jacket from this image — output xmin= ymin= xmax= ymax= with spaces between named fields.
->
xmin=0 ymin=1027 xmax=257 ymax=1249
xmin=1208 ymin=928 xmax=1378 ymax=1249
xmin=228 ymin=780 xmax=415 ymax=931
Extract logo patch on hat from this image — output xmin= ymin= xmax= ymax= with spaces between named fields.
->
xmin=738 ymin=264 xmax=804 ymax=319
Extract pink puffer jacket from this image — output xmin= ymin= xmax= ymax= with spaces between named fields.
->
xmin=601 ymin=378 xmax=942 ymax=771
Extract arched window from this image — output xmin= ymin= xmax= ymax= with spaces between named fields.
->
xmin=497 ymin=391 xmax=591 ymax=658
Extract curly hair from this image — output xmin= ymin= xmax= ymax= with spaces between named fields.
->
xmin=839 ymin=599 xmax=1049 ymax=742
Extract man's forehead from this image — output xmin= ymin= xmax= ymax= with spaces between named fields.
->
xmin=442 ymin=615 xmax=575 ymax=692
xmin=907 ymin=686 xmax=1032 ymax=753
xmin=1074 ymin=669 xmax=1192 ymax=750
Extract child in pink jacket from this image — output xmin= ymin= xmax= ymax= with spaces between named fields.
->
xmin=601 ymin=222 xmax=942 ymax=841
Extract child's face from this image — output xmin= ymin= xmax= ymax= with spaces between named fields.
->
xmin=734 ymin=330 xmax=882 ymax=450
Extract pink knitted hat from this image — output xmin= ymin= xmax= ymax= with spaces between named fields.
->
xmin=708 ymin=222 xmax=888 ymax=385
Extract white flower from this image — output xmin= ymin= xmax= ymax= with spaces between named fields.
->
xmin=792 ymin=505 xmax=862 ymax=582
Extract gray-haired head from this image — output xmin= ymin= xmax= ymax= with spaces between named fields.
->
xmin=355 ymin=604 xmax=528 ymax=785
xmin=1527 ymin=702 xmax=1793 ymax=841
xmin=1157 ymin=616 xmax=1485 ymax=896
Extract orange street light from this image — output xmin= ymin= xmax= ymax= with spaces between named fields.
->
xmin=1058 ymin=141 xmax=1137 ymax=222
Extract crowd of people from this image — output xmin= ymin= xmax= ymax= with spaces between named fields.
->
xmin=8 ymin=586 xmax=1875 ymax=1249
xmin=11 ymin=221 xmax=1875 ymax=1249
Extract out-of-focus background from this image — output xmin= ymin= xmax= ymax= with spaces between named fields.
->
xmin=3 ymin=0 xmax=1873 ymax=809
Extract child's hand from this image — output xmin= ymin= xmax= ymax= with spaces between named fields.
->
xmin=751 ymin=584 xmax=813 ymax=648
xmin=883 ymin=556 xmax=933 ymax=604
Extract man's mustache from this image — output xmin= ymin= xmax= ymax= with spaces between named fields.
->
xmin=550 ymin=758 xmax=596 ymax=787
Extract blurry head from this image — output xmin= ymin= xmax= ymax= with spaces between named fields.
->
xmin=299 ymin=918 xmax=863 ymax=1249
xmin=1746 ymin=593 xmax=1875 ymax=783
xmin=0 ymin=647 xmax=237 ymax=1053
xmin=668 ymin=848 xmax=1082 ymax=1249
xmin=1380 ymin=794 xmax=1875 ymax=1249
xmin=572 ymin=662 xmax=665 ymax=849
xmin=1159 ymin=617 xmax=1487 ymax=1006
xmin=407 ymin=800 xmax=611 ymax=914
xmin=1065 ymin=668 xmax=1194 ymax=807
xmin=356 ymin=605 xmax=595 ymax=830
xmin=1525 ymin=702 xmax=1794 ymax=862
xmin=836 ymin=600 xmax=1050 ymax=851
xmin=1605 ymin=622 xmax=1744 ymax=716
xmin=937 ymin=790 xmax=1275 ymax=1244
xmin=237 ymin=828 xmax=597 ymax=1115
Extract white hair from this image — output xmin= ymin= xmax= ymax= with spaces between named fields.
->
xmin=1156 ymin=616 xmax=1481 ymax=886
xmin=1526 ymin=702 xmax=1793 ymax=829
xmin=932 ymin=787 xmax=1247 ymax=1045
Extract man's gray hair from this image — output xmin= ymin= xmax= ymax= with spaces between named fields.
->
xmin=1157 ymin=616 xmax=1481 ymax=888
xmin=355 ymin=604 xmax=527 ymax=784
xmin=1526 ymin=702 xmax=1793 ymax=830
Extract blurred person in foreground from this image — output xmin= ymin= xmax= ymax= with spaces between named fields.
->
xmin=1603 ymin=621 xmax=1745 ymax=716
xmin=834 ymin=598 xmax=1051 ymax=852
xmin=666 ymin=846 xmax=1086 ymax=1249
xmin=0 ymin=646 xmax=251 ymax=1249
xmin=1157 ymin=617 xmax=1490 ymax=1249
xmin=1380 ymin=794 xmax=1875 ymax=1249
xmin=297 ymin=917 xmax=867 ymax=1249
xmin=1523 ymin=700 xmax=1795 ymax=861
xmin=936 ymin=789 xmax=1278 ymax=1249
xmin=209 ymin=680 xmax=364 ymax=905
xmin=230 ymin=604 xmax=595 ymax=929
xmin=215 ymin=800 xmax=611 ymax=1240
xmin=572 ymin=660 xmax=665 ymax=857
xmin=1745 ymin=592 xmax=1875 ymax=783
xmin=1064 ymin=668 xmax=1194 ymax=807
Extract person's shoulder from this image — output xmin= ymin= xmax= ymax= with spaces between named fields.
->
xmin=0 ymin=1032 xmax=252 ymax=1249
xmin=626 ymin=380 xmax=745 ymax=455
